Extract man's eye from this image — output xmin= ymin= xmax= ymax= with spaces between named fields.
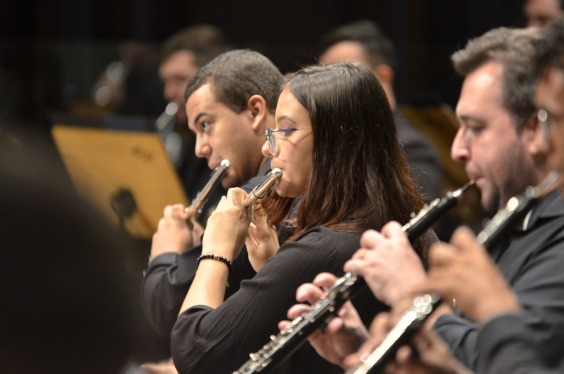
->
xmin=464 ymin=123 xmax=484 ymax=135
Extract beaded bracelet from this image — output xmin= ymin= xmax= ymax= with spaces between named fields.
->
xmin=197 ymin=254 xmax=233 ymax=276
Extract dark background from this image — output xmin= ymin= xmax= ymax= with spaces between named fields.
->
xmin=1 ymin=0 xmax=529 ymax=129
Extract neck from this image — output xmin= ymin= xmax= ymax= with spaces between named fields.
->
xmin=532 ymin=156 xmax=553 ymax=188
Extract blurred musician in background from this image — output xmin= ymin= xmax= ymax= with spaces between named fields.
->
xmin=524 ymin=0 xmax=563 ymax=27
xmin=317 ymin=20 xmax=442 ymax=202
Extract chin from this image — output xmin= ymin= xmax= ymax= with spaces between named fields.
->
xmin=275 ymin=183 xmax=301 ymax=199
xmin=482 ymin=194 xmax=501 ymax=216
xmin=275 ymin=185 xmax=288 ymax=198
xmin=276 ymin=183 xmax=304 ymax=199
xmin=221 ymin=174 xmax=240 ymax=191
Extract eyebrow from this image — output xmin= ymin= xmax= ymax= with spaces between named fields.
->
xmin=276 ymin=115 xmax=296 ymax=125
xmin=458 ymin=114 xmax=484 ymax=124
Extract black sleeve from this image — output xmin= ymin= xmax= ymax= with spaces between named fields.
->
xmin=170 ymin=228 xmax=384 ymax=374
xmin=477 ymin=313 xmax=561 ymax=374
xmin=140 ymin=247 xmax=256 ymax=336
xmin=139 ymin=172 xmax=268 ymax=336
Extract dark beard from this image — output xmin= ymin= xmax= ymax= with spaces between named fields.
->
xmin=482 ymin=190 xmax=501 ymax=217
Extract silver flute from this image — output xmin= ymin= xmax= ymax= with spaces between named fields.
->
xmin=233 ymin=181 xmax=475 ymax=374
xmin=185 ymin=159 xmax=230 ymax=217
xmin=244 ymin=168 xmax=283 ymax=207
xmin=349 ymin=172 xmax=560 ymax=374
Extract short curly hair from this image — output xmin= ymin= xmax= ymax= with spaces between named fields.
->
xmin=184 ymin=49 xmax=283 ymax=114
xmin=451 ymin=27 xmax=542 ymax=130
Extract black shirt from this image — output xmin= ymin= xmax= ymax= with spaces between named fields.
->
xmin=170 ymin=227 xmax=384 ymax=374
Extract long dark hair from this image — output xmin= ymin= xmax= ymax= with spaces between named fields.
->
xmin=263 ymin=62 xmax=425 ymax=253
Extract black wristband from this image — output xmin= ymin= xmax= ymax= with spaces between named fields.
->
xmin=197 ymin=254 xmax=233 ymax=276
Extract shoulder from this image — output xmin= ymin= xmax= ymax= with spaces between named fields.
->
xmin=525 ymin=191 xmax=564 ymax=244
xmin=497 ymin=192 xmax=564 ymax=285
xmin=277 ymin=227 xmax=361 ymax=264
xmin=535 ymin=191 xmax=564 ymax=223
xmin=292 ymin=227 xmax=360 ymax=247
xmin=249 ymin=227 xmax=362 ymax=278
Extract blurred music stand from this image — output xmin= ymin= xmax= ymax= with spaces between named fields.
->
xmin=51 ymin=125 xmax=188 ymax=239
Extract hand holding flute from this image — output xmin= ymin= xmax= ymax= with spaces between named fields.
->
xmin=343 ymin=228 xmax=513 ymax=374
xmin=201 ymin=168 xmax=283 ymax=268
xmin=276 ymin=217 xmax=435 ymax=370
xmin=243 ymin=168 xmax=283 ymax=271
xmin=184 ymin=159 xmax=231 ymax=221
xmin=150 ymin=160 xmax=230 ymax=260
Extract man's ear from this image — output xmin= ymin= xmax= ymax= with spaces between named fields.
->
xmin=248 ymin=95 xmax=269 ymax=131
xmin=525 ymin=111 xmax=550 ymax=156
xmin=373 ymin=64 xmax=394 ymax=86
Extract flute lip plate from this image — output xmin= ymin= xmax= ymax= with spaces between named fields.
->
xmin=271 ymin=168 xmax=282 ymax=178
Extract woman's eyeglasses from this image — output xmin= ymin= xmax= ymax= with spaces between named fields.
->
xmin=265 ymin=128 xmax=302 ymax=154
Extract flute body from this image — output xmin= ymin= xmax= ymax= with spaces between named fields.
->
xmin=186 ymin=159 xmax=230 ymax=217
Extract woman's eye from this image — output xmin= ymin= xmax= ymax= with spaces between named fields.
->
xmin=201 ymin=121 xmax=211 ymax=132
